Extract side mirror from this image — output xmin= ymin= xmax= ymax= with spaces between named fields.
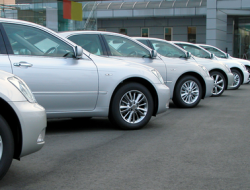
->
xmin=74 ymin=45 xmax=83 ymax=59
xmin=210 ymin=53 xmax=215 ymax=59
xmin=226 ymin=53 xmax=230 ymax=59
xmin=151 ymin=50 xmax=157 ymax=59
xmin=186 ymin=52 xmax=192 ymax=59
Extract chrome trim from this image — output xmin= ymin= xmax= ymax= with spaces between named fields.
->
xmin=33 ymin=91 xmax=98 ymax=94
xmin=33 ymin=91 xmax=107 ymax=94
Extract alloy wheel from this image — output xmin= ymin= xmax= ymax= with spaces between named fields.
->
xmin=232 ymin=72 xmax=240 ymax=88
xmin=180 ymin=80 xmax=199 ymax=104
xmin=211 ymin=74 xmax=224 ymax=95
xmin=119 ymin=90 xmax=148 ymax=124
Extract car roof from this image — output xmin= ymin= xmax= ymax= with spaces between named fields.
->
xmin=59 ymin=30 xmax=153 ymax=51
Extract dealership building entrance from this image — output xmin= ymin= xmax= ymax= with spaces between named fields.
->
xmin=0 ymin=0 xmax=250 ymax=59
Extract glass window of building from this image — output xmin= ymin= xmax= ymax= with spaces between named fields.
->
xmin=119 ymin=28 xmax=127 ymax=35
xmin=188 ymin=27 xmax=196 ymax=43
xmin=141 ymin=28 xmax=149 ymax=37
xmin=164 ymin=27 xmax=172 ymax=41
xmin=98 ymin=28 xmax=106 ymax=31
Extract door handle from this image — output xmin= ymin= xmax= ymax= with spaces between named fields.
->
xmin=13 ymin=62 xmax=33 ymax=67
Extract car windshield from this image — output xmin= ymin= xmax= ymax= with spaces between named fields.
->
xmin=201 ymin=46 xmax=227 ymax=58
xmin=103 ymin=35 xmax=151 ymax=58
xmin=176 ymin=44 xmax=211 ymax=59
xmin=150 ymin=40 xmax=186 ymax=58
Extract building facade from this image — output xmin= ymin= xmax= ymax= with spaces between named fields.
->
xmin=0 ymin=0 xmax=250 ymax=59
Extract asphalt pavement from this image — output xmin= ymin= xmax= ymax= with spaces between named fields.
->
xmin=1 ymin=84 xmax=250 ymax=190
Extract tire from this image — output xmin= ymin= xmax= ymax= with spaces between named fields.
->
xmin=109 ymin=83 xmax=153 ymax=130
xmin=173 ymin=75 xmax=202 ymax=108
xmin=210 ymin=71 xmax=226 ymax=97
xmin=231 ymin=69 xmax=242 ymax=90
xmin=0 ymin=115 xmax=14 ymax=180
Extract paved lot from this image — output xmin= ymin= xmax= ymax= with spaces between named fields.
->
xmin=1 ymin=84 xmax=250 ymax=190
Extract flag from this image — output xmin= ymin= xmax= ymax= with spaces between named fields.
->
xmin=63 ymin=0 xmax=82 ymax=21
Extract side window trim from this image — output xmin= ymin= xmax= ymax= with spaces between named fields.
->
xmin=100 ymin=34 xmax=111 ymax=56
xmin=0 ymin=23 xmax=13 ymax=54
xmin=97 ymin=34 xmax=108 ymax=56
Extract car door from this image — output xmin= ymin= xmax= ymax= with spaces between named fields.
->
xmin=101 ymin=34 xmax=167 ymax=83
xmin=1 ymin=22 xmax=98 ymax=114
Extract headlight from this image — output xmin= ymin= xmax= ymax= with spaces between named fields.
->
xmin=198 ymin=65 xmax=210 ymax=77
xmin=8 ymin=76 xmax=36 ymax=103
xmin=151 ymin=69 xmax=164 ymax=84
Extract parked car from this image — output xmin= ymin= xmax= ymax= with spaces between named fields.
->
xmin=0 ymin=18 xmax=170 ymax=130
xmin=0 ymin=70 xmax=46 ymax=180
xmin=197 ymin=44 xmax=250 ymax=82
xmin=133 ymin=37 xmax=234 ymax=97
xmin=173 ymin=41 xmax=249 ymax=90
xmin=60 ymin=31 xmax=214 ymax=108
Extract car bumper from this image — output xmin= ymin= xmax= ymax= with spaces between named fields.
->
xmin=9 ymin=101 xmax=46 ymax=158
xmin=155 ymin=83 xmax=170 ymax=114
xmin=205 ymin=76 xmax=214 ymax=98
xmin=227 ymin=73 xmax=235 ymax=90
xmin=243 ymin=70 xmax=249 ymax=84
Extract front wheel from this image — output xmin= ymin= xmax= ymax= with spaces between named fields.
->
xmin=231 ymin=69 xmax=242 ymax=90
xmin=210 ymin=71 xmax=226 ymax=97
xmin=0 ymin=115 xmax=14 ymax=180
xmin=173 ymin=75 xmax=202 ymax=108
xmin=109 ymin=83 xmax=153 ymax=130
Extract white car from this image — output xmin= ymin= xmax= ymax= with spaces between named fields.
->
xmin=174 ymin=41 xmax=249 ymax=90
xmin=134 ymin=37 xmax=234 ymax=97
xmin=0 ymin=70 xmax=46 ymax=180
xmin=60 ymin=31 xmax=214 ymax=108
xmin=198 ymin=44 xmax=250 ymax=82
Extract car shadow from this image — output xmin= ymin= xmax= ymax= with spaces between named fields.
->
xmin=46 ymin=117 xmax=116 ymax=135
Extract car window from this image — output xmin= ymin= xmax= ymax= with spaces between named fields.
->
xmin=2 ymin=23 xmax=74 ymax=57
xmin=176 ymin=44 xmax=210 ymax=59
xmin=137 ymin=39 xmax=149 ymax=47
xmin=201 ymin=46 xmax=227 ymax=58
xmin=150 ymin=40 xmax=186 ymax=58
xmin=68 ymin=34 xmax=104 ymax=56
xmin=103 ymin=35 xmax=151 ymax=58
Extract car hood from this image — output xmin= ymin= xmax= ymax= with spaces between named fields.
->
xmin=88 ymin=53 xmax=156 ymax=71
xmin=193 ymin=57 xmax=229 ymax=68
xmin=231 ymin=57 xmax=250 ymax=67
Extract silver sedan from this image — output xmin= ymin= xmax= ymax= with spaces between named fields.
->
xmin=198 ymin=44 xmax=250 ymax=82
xmin=133 ymin=37 xmax=234 ymax=97
xmin=0 ymin=18 xmax=170 ymax=130
xmin=174 ymin=41 xmax=249 ymax=90
xmin=60 ymin=31 xmax=214 ymax=108
xmin=0 ymin=70 xmax=46 ymax=180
